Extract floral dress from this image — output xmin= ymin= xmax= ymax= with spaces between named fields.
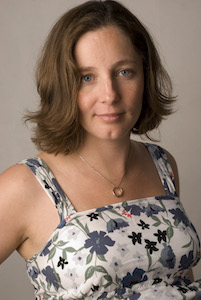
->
xmin=19 ymin=143 xmax=201 ymax=300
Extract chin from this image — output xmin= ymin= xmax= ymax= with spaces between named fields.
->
xmin=82 ymin=123 xmax=133 ymax=141
xmin=96 ymin=130 xmax=131 ymax=141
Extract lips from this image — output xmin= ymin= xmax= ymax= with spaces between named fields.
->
xmin=96 ymin=112 xmax=123 ymax=122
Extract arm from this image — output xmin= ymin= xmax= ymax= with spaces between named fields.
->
xmin=164 ymin=149 xmax=194 ymax=282
xmin=0 ymin=165 xmax=30 ymax=264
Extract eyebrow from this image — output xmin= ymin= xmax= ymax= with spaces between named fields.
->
xmin=78 ymin=59 xmax=138 ymax=73
xmin=113 ymin=59 xmax=138 ymax=68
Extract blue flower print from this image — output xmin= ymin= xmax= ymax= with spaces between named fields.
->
xmin=115 ymin=287 xmax=141 ymax=299
xmin=190 ymin=223 xmax=201 ymax=248
xmin=52 ymin=178 xmax=66 ymax=199
xmin=124 ymin=204 xmax=144 ymax=216
xmin=195 ymin=291 xmax=201 ymax=300
xmin=20 ymin=145 xmax=201 ymax=299
xmin=40 ymin=240 xmax=52 ymax=256
xmin=169 ymin=208 xmax=189 ymax=226
xmin=163 ymin=178 xmax=171 ymax=194
xmin=160 ymin=243 xmax=176 ymax=269
xmin=96 ymin=205 xmax=113 ymax=212
xmin=179 ymin=251 xmax=194 ymax=270
xmin=107 ymin=218 xmax=129 ymax=233
xmin=143 ymin=204 xmax=165 ymax=217
xmin=84 ymin=231 xmax=115 ymax=255
xmin=28 ymin=266 xmax=40 ymax=280
xmin=42 ymin=266 xmax=60 ymax=290
xmin=57 ymin=218 xmax=66 ymax=229
xmin=115 ymin=288 xmax=126 ymax=296
xmin=122 ymin=268 xmax=148 ymax=288
xmin=97 ymin=292 xmax=108 ymax=299
xmin=26 ymin=159 xmax=42 ymax=175
xmin=153 ymin=146 xmax=163 ymax=160
xmin=155 ymin=195 xmax=175 ymax=201
xmin=129 ymin=293 xmax=141 ymax=300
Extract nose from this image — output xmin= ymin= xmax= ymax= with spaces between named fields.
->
xmin=100 ymin=77 xmax=120 ymax=104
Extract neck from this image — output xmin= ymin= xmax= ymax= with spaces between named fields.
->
xmin=77 ymin=135 xmax=132 ymax=180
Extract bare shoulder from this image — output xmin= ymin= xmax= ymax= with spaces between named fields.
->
xmin=0 ymin=163 xmax=35 ymax=198
xmin=163 ymin=148 xmax=180 ymax=195
xmin=0 ymin=163 xmax=37 ymax=263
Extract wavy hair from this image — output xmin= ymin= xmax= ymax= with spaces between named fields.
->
xmin=25 ymin=0 xmax=175 ymax=154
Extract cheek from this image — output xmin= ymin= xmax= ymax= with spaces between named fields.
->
xmin=77 ymin=89 xmax=95 ymax=114
xmin=77 ymin=98 xmax=94 ymax=126
xmin=129 ymin=102 xmax=143 ymax=119
xmin=77 ymin=93 xmax=88 ymax=115
xmin=128 ymin=85 xmax=144 ymax=110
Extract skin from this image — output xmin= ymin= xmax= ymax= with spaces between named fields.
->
xmin=75 ymin=25 xmax=144 ymax=143
xmin=0 ymin=25 xmax=194 ymax=280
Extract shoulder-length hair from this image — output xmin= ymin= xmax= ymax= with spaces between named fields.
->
xmin=26 ymin=0 xmax=175 ymax=154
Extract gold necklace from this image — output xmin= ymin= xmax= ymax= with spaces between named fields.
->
xmin=78 ymin=144 xmax=131 ymax=198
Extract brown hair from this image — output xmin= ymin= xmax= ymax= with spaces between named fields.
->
xmin=26 ymin=0 xmax=175 ymax=154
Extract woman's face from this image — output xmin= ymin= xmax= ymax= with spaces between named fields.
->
xmin=75 ymin=25 xmax=144 ymax=142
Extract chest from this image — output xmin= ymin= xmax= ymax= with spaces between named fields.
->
xmin=53 ymin=154 xmax=166 ymax=212
xmin=25 ymin=197 xmax=201 ymax=299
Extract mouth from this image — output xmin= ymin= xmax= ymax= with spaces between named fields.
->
xmin=96 ymin=113 xmax=123 ymax=122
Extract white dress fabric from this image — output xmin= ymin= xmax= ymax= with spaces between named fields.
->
xmin=19 ymin=143 xmax=201 ymax=299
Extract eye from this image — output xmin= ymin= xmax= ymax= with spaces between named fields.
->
xmin=81 ymin=74 xmax=93 ymax=83
xmin=119 ymin=69 xmax=132 ymax=77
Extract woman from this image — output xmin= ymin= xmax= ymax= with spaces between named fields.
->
xmin=0 ymin=0 xmax=200 ymax=299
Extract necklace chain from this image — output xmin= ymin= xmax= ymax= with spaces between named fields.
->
xmin=78 ymin=144 xmax=131 ymax=197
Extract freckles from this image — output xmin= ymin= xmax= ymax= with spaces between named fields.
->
xmin=77 ymin=92 xmax=86 ymax=110
xmin=78 ymin=97 xmax=92 ymax=113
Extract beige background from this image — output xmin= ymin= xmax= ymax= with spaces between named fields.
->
xmin=0 ymin=0 xmax=201 ymax=299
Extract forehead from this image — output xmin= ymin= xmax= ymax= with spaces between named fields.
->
xmin=74 ymin=25 xmax=141 ymax=68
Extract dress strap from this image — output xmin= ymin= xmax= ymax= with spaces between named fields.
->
xmin=145 ymin=143 xmax=177 ymax=197
xmin=18 ymin=157 xmax=75 ymax=220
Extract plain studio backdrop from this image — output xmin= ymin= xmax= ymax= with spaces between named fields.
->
xmin=0 ymin=0 xmax=201 ymax=299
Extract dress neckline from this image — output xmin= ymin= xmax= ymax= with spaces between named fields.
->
xmin=31 ymin=143 xmax=176 ymax=215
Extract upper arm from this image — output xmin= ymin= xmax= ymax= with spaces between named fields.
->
xmin=0 ymin=164 xmax=31 ymax=263
xmin=164 ymin=149 xmax=180 ymax=196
